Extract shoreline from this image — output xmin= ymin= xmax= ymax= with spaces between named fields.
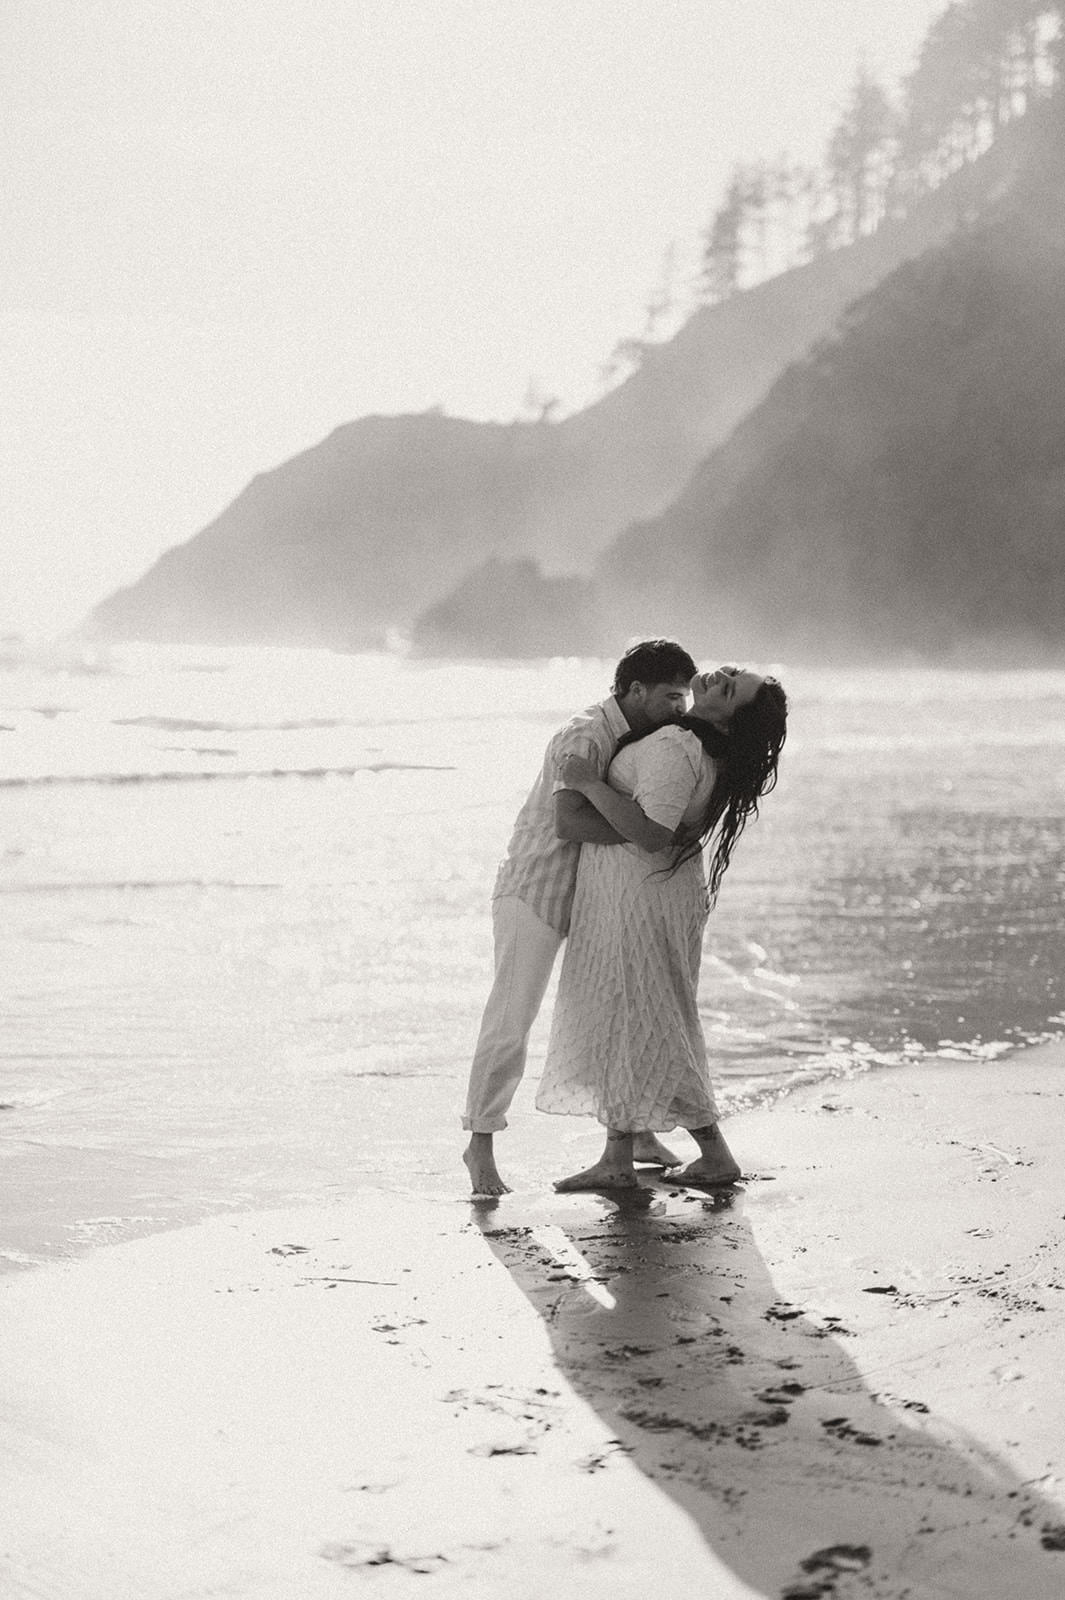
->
xmin=4 ymin=1039 xmax=1065 ymax=1597
xmin=5 ymin=1029 xmax=1064 ymax=1279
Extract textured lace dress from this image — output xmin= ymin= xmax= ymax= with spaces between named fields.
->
xmin=535 ymin=725 xmax=719 ymax=1132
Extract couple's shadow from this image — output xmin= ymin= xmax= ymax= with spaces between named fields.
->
xmin=471 ymin=1180 xmax=1065 ymax=1599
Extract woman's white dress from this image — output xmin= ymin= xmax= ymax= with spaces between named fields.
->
xmin=535 ymin=725 xmax=719 ymax=1133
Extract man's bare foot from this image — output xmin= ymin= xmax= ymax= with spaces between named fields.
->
xmin=632 ymin=1133 xmax=681 ymax=1167
xmin=463 ymin=1134 xmax=511 ymax=1197
xmin=554 ymin=1159 xmax=641 ymax=1192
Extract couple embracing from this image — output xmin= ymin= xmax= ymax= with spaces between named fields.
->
xmin=462 ymin=639 xmax=787 ymax=1198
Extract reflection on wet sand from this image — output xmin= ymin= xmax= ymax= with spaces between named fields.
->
xmin=473 ymin=1182 xmax=1065 ymax=1599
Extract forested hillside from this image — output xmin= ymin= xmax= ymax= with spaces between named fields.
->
xmin=85 ymin=184 xmax=968 ymax=652
xmin=85 ymin=0 xmax=1064 ymax=660
xmin=596 ymin=94 xmax=1065 ymax=663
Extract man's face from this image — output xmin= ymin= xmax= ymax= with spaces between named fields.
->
xmin=626 ymin=675 xmax=690 ymax=733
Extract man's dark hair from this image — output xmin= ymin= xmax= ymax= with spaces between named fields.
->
xmin=612 ymin=638 xmax=697 ymax=697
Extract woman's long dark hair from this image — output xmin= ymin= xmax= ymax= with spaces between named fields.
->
xmin=679 ymin=677 xmax=788 ymax=903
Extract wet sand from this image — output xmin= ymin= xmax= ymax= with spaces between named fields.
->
xmin=3 ymin=1042 xmax=1065 ymax=1599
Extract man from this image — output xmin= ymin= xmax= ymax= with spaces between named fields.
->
xmin=462 ymin=638 xmax=698 ymax=1195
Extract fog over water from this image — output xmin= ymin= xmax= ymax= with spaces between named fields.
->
xmin=2 ymin=645 xmax=1063 ymax=1265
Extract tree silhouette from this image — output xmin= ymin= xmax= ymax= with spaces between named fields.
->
xmin=701 ymin=169 xmax=748 ymax=301
xmin=640 ymin=241 xmax=683 ymax=341
xmin=595 ymin=244 xmax=687 ymax=393
xmin=624 ymin=0 xmax=1062 ymax=360
xmin=770 ymin=158 xmax=823 ymax=268
xmin=520 ymin=376 xmax=561 ymax=424
xmin=826 ymin=65 xmax=897 ymax=241
xmin=898 ymin=0 xmax=1062 ymax=193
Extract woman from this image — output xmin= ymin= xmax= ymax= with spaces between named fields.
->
xmin=535 ymin=665 xmax=787 ymax=1191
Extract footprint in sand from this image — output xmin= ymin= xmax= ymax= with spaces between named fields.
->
xmin=782 ymin=1543 xmax=873 ymax=1598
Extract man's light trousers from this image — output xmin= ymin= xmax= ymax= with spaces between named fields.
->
xmin=462 ymin=895 xmax=563 ymax=1133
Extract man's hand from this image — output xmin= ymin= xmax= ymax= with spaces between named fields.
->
xmin=556 ymin=774 xmax=674 ymax=855
xmin=556 ymin=751 xmax=599 ymax=792
xmin=554 ymin=789 xmax=625 ymax=845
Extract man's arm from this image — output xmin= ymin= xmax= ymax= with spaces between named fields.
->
xmin=567 ymin=778 xmax=675 ymax=854
xmin=556 ymin=748 xmax=683 ymax=855
xmin=554 ymin=788 xmax=626 ymax=845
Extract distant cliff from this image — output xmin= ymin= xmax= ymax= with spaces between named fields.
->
xmin=595 ymin=100 xmax=1065 ymax=665
xmin=410 ymin=558 xmax=601 ymax=658
xmin=84 ymin=156 xmax=980 ymax=652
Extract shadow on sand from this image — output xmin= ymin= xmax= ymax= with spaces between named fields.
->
xmin=470 ymin=1180 xmax=1065 ymax=1600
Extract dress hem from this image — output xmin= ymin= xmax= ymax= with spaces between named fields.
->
xmin=534 ymin=1107 xmax=720 ymax=1132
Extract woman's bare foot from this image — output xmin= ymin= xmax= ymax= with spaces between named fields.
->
xmin=554 ymin=1130 xmax=638 ymax=1191
xmin=667 ymin=1158 xmax=741 ymax=1187
xmin=554 ymin=1159 xmax=641 ymax=1192
xmin=463 ymin=1133 xmax=511 ymax=1196
xmin=669 ymin=1123 xmax=741 ymax=1186
xmin=632 ymin=1133 xmax=681 ymax=1167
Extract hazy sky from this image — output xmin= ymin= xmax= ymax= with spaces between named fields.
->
xmin=4 ymin=0 xmax=947 ymax=636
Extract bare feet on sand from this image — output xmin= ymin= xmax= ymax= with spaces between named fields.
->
xmin=463 ymin=1133 xmax=511 ymax=1197
xmin=554 ymin=1130 xmax=641 ymax=1192
xmin=632 ymin=1133 xmax=682 ymax=1167
xmin=667 ymin=1160 xmax=741 ymax=1187
xmin=667 ymin=1123 xmax=741 ymax=1187
xmin=553 ymin=1161 xmax=642 ymax=1192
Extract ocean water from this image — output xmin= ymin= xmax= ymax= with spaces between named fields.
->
xmin=2 ymin=641 xmax=1064 ymax=1264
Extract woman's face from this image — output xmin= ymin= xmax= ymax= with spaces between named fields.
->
xmin=690 ymin=665 xmax=763 ymax=726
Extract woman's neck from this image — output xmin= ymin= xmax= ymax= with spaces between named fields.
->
xmin=679 ymin=714 xmax=730 ymax=758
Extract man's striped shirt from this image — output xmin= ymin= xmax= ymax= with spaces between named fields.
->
xmin=492 ymin=696 xmax=630 ymax=936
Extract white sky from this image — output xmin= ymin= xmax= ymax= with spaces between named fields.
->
xmin=3 ymin=0 xmax=946 ymax=636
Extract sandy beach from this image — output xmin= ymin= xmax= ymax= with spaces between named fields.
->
xmin=4 ymin=1041 xmax=1065 ymax=1600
